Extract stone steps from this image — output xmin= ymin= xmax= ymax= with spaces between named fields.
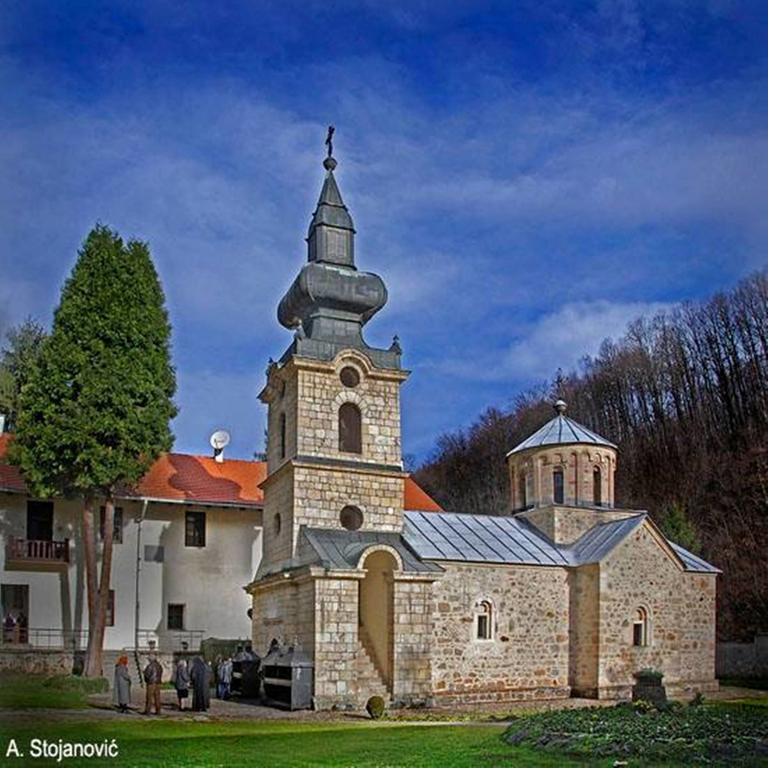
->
xmin=355 ymin=626 xmax=389 ymax=700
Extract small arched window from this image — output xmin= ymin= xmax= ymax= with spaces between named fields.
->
xmin=279 ymin=412 xmax=286 ymax=459
xmin=273 ymin=513 xmax=282 ymax=536
xmin=593 ymin=465 xmax=602 ymax=506
xmin=338 ymin=403 xmax=362 ymax=454
xmin=518 ymin=473 xmax=527 ymax=509
xmin=633 ymin=607 xmax=649 ymax=647
xmin=553 ymin=468 xmax=565 ymax=505
xmin=475 ymin=600 xmax=493 ymax=641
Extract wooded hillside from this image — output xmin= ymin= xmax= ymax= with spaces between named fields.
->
xmin=414 ymin=271 xmax=768 ymax=641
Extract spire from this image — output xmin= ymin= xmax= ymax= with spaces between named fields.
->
xmin=275 ymin=127 xmax=399 ymax=369
xmin=307 ymin=126 xmax=355 ymax=266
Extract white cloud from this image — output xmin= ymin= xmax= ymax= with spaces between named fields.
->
xmin=503 ymin=300 xmax=671 ymax=380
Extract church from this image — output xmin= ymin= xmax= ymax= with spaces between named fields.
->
xmin=245 ymin=136 xmax=720 ymax=709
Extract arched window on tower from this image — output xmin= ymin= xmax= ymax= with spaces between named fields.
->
xmin=633 ymin=607 xmax=650 ymax=647
xmin=279 ymin=412 xmax=286 ymax=459
xmin=553 ymin=467 xmax=565 ymax=505
xmin=518 ymin=473 xmax=527 ymax=509
xmin=338 ymin=403 xmax=362 ymax=454
xmin=593 ymin=465 xmax=602 ymax=506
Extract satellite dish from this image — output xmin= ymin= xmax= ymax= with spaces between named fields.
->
xmin=210 ymin=430 xmax=231 ymax=451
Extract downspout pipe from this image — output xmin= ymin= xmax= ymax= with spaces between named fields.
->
xmin=134 ymin=499 xmax=149 ymax=683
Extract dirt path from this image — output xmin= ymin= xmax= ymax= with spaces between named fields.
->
xmin=0 ymin=685 xmax=762 ymax=726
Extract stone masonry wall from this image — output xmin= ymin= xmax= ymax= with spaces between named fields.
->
xmin=521 ymin=505 xmax=636 ymax=546
xmin=392 ymin=578 xmax=433 ymax=706
xmin=509 ymin=447 xmax=616 ymax=511
xmin=291 ymin=464 xmax=404 ymax=544
xmin=250 ymin=578 xmax=315 ymax=658
xmin=296 ymin=355 xmax=406 ymax=468
xmin=597 ymin=522 xmax=717 ymax=699
xmin=431 ymin=563 xmax=570 ymax=704
xmin=568 ymin=564 xmax=600 ymax=695
xmin=313 ymin=577 xmax=360 ymax=708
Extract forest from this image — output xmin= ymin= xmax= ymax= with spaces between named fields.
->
xmin=414 ymin=271 xmax=768 ymax=641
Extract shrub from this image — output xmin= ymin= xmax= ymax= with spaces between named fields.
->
xmin=632 ymin=698 xmax=654 ymax=714
xmin=366 ymin=695 xmax=386 ymax=719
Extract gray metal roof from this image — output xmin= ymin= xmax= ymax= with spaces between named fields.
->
xmin=563 ymin=515 xmax=645 ymax=565
xmin=669 ymin=541 xmax=721 ymax=574
xmin=403 ymin=511 xmax=569 ymax=567
xmin=300 ymin=527 xmax=442 ymax=573
xmin=403 ymin=510 xmax=719 ymax=574
xmin=508 ymin=413 xmax=616 ymax=456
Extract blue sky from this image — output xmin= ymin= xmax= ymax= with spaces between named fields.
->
xmin=1 ymin=1 xmax=766 ymax=461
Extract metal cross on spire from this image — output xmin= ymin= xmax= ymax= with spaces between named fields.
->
xmin=325 ymin=125 xmax=335 ymax=158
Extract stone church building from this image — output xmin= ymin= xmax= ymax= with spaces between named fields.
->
xmin=246 ymin=141 xmax=719 ymax=709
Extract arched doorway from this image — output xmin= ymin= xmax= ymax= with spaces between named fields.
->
xmin=358 ymin=549 xmax=398 ymax=690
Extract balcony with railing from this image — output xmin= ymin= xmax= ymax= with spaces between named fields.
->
xmin=4 ymin=536 xmax=70 ymax=568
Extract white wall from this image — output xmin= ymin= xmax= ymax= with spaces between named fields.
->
xmin=0 ymin=493 xmax=263 ymax=651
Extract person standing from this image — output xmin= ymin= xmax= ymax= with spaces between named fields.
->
xmin=2 ymin=614 xmax=15 ymax=644
xmin=16 ymin=612 xmax=28 ymax=644
xmin=217 ymin=657 xmax=233 ymax=700
xmin=113 ymin=656 xmax=132 ymax=713
xmin=173 ymin=658 xmax=191 ymax=711
xmin=190 ymin=656 xmax=210 ymax=712
xmin=142 ymin=654 xmax=163 ymax=715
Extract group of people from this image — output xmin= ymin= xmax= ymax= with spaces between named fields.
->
xmin=112 ymin=653 xmax=216 ymax=714
xmin=2 ymin=612 xmax=28 ymax=644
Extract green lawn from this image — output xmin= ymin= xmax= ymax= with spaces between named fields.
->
xmin=0 ymin=673 xmax=106 ymax=710
xmin=0 ymin=719 xmax=599 ymax=768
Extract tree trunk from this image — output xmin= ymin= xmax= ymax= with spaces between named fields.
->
xmin=82 ymin=496 xmax=101 ymax=677
xmin=84 ymin=495 xmax=115 ymax=678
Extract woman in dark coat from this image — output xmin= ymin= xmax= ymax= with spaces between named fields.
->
xmin=190 ymin=656 xmax=211 ymax=712
xmin=113 ymin=656 xmax=132 ymax=712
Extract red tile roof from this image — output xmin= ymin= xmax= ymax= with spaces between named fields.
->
xmin=404 ymin=477 xmax=442 ymax=512
xmin=135 ymin=452 xmax=267 ymax=506
xmin=0 ymin=435 xmax=442 ymax=512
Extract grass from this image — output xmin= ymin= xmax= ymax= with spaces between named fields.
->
xmin=0 ymin=719 xmax=596 ymax=767
xmin=0 ymin=673 xmax=107 ymax=710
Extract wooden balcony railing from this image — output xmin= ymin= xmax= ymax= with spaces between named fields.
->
xmin=5 ymin=536 xmax=70 ymax=564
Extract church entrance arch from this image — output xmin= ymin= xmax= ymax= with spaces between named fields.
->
xmin=358 ymin=549 xmax=398 ymax=691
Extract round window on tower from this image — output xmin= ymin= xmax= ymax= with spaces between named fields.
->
xmin=340 ymin=366 xmax=361 ymax=389
xmin=339 ymin=505 xmax=364 ymax=531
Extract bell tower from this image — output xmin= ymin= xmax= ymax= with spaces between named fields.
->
xmin=257 ymin=131 xmax=409 ymax=574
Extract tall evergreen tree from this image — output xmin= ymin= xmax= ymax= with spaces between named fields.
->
xmin=11 ymin=225 xmax=177 ymax=676
xmin=0 ymin=317 xmax=47 ymax=430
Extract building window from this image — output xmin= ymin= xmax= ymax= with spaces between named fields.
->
xmin=279 ymin=412 xmax=286 ymax=459
xmin=168 ymin=603 xmax=185 ymax=631
xmin=185 ymin=511 xmax=206 ymax=548
xmin=339 ymin=505 xmax=363 ymax=531
xmin=99 ymin=506 xmax=123 ymax=543
xmin=26 ymin=500 xmax=54 ymax=541
xmin=518 ymin=474 xmax=527 ymax=509
xmin=553 ymin=468 xmax=565 ymax=505
xmin=274 ymin=513 xmax=281 ymax=536
xmin=340 ymin=366 xmax=360 ymax=388
xmin=593 ymin=466 xmax=602 ymax=507
xmin=105 ymin=590 xmax=115 ymax=627
xmin=338 ymin=403 xmax=362 ymax=454
xmin=475 ymin=600 xmax=493 ymax=641
xmin=633 ymin=607 xmax=649 ymax=647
